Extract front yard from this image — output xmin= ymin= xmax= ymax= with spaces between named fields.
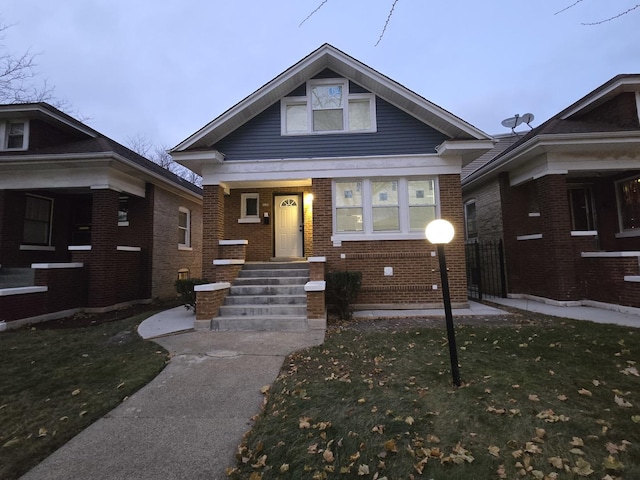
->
xmin=230 ymin=312 xmax=640 ymax=479
xmin=0 ymin=309 xmax=169 ymax=480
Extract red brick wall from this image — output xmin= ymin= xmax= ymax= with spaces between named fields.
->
xmin=311 ymin=175 xmax=467 ymax=306
xmin=581 ymin=256 xmax=640 ymax=307
xmin=223 ymin=187 xmax=313 ymax=261
xmin=202 ymin=185 xmax=225 ymax=280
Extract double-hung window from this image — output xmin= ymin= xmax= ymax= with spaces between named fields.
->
xmin=2 ymin=120 xmax=28 ymax=150
xmin=178 ymin=207 xmax=191 ymax=248
xmin=282 ymin=79 xmax=375 ymax=135
xmin=464 ymin=201 xmax=478 ymax=241
xmin=23 ymin=195 xmax=53 ymax=246
xmin=616 ymin=175 xmax=640 ymax=236
xmin=333 ymin=178 xmax=437 ymax=239
xmin=239 ymin=193 xmax=260 ymax=223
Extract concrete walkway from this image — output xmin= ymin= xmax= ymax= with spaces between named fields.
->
xmin=20 ymin=298 xmax=639 ymax=479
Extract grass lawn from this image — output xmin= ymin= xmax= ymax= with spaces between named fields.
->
xmin=0 ymin=309 xmax=170 ymax=480
xmin=230 ymin=312 xmax=640 ymax=479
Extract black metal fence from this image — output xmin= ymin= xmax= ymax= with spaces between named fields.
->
xmin=465 ymin=240 xmax=507 ymax=301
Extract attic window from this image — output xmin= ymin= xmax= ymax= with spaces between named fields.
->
xmin=282 ymin=79 xmax=376 ymax=135
xmin=3 ymin=120 xmax=28 ymax=150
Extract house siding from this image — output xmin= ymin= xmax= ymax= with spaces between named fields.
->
xmin=213 ymin=97 xmax=448 ymax=161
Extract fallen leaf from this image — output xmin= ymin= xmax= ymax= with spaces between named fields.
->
xmin=323 ymin=449 xmax=335 ymax=463
xmin=71 ymin=389 xmax=81 ymax=396
xmin=488 ymin=445 xmax=500 ymax=457
xmin=529 ymin=394 xmax=540 ymax=402
xmin=3 ymin=438 xmax=20 ymax=448
xmin=299 ymin=417 xmax=311 ymax=429
xmin=251 ymin=454 xmax=267 ymax=468
xmin=548 ymin=456 xmax=564 ymax=469
xmin=405 ymin=416 xmax=414 ymax=425
xmin=602 ymin=455 xmax=624 ymax=471
xmin=260 ymin=385 xmax=270 ymax=394
xmin=570 ymin=448 xmax=585 ymax=456
xmin=496 ymin=464 xmax=507 ymax=479
xmin=384 ymin=439 xmax=398 ymax=453
xmin=279 ymin=464 xmax=289 ymax=472
xmin=38 ymin=428 xmax=47 ymax=437
xmin=557 ymin=394 xmax=568 ymax=401
xmin=614 ymin=395 xmax=633 ymax=408
xmin=578 ymin=388 xmax=592 ymax=397
xmin=632 ymin=415 xmax=640 ymax=423
xmin=357 ymin=464 xmax=370 ymax=475
xmin=570 ymin=437 xmax=584 ymax=447
xmin=572 ymin=458 xmax=594 ymax=476
xmin=117 ymin=382 xmax=125 ymax=389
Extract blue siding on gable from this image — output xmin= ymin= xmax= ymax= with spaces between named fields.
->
xmin=213 ymin=97 xmax=449 ymax=161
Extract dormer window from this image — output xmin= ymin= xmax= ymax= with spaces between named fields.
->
xmin=2 ymin=120 xmax=28 ymax=150
xmin=282 ymin=79 xmax=376 ymax=135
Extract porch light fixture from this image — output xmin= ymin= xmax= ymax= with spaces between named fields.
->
xmin=425 ymin=219 xmax=461 ymax=387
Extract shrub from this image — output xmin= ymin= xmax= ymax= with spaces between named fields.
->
xmin=175 ymin=278 xmax=209 ymax=313
xmin=325 ymin=271 xmax=362 ymax=321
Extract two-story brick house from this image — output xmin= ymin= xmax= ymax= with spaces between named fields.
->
xmin=0 ymin=102 xmax=203 ymax=328
xmin=171 ymin=44 xmax=493 ymax=326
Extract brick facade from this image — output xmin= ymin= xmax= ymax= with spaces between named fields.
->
xmin=311 ymin=175 xmax=468 ymax=307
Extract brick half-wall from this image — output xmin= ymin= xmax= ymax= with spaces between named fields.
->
xmin=581 ymin=255 xmax=640 ymax=308
xmin=311 ymin=175 xmax=467 ymax=307
xmin=202 ymin=185 xmax=225 ymax=280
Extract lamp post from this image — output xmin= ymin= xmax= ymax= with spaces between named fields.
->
xmin=425 ymin=219 xmax=461 ymax=387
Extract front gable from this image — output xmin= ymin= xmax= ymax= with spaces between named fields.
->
xmin=171 ymin=44 xmax=492 ymax=177
xmin=212 ymin=73 xmax=449 ymax=161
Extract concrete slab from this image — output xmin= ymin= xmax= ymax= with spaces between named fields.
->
xmin=353 ymin=300 xmax=506 ymax=319
xmin=137 ymin=306 xmax=195 ymax=339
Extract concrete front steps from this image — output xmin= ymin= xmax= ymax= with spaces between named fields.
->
xmin=214 ymin=262 xmax=310 ymax=331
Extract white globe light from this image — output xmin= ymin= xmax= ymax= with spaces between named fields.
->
xmin=425 ymin=219 xmax=455 ymax=245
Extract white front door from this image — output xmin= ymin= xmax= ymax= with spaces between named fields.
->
xmin=275 ymin=195 xmax=303 ymax=258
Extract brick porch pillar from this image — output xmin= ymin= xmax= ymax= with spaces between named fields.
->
xmin=202 ymin=185 xmax=225 ymax=281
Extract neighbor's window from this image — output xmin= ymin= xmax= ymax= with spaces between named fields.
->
xmin=239 ymin=193 xmax=260 ymax=223
xmin=282 ymin=79 xmax=375 ymax=135
xmin=4 ymin=121 xmax=28 ymax=150
xmin=118 ymin=196 xmax=129 ymax=225
xmin=617 ymin=176 xmax=640 ymax=232
xmin=334 ymin=178 xmax=437 ymax=236
xmin=464 ymin=201 xmax=478 ymax=241
xmin=23 ymin=194 xmax=53 ymax=245
xmin=177 ymin=269 xmax=190 ymax=280
xmin=568 ymin=186 xmax=596 ymax=231
xmin=178 ymin=207 xmax=191 ymax=248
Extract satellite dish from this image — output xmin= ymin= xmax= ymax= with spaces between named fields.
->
xmin=501 ymin=113 xmax=535 ymax=131
xmin=501 ymin=114 xmax=523 ymax=129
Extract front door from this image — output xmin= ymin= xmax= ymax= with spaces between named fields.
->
xmin=274 ymin=195 xmax=303 ymax=258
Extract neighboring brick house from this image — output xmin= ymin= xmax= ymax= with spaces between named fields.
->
xmin=462 ymin=74 xmax=640 ymax=310
xmin=171 ymin=44 xmax=493 ymax=312
xmin=0 ymin=103 xmax=203 ymax=327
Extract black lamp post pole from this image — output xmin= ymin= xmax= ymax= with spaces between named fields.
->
xmin=436 ymin=244 xmax=461 ymax=387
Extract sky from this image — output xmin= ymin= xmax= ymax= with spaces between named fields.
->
xmin=2 ymin=1 xmax=639 ymax=150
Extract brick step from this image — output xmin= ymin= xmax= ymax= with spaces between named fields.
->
xmin=218 ymin=304 xmax=307 ymax=317
xmin=212 ymin=316 xmax=309 ymax=332
xmin=223 ymin=294 xmax=306 ymax=306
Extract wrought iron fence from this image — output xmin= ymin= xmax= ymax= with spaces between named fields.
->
xmin=465 ymin=240 xmax=507 ymax=301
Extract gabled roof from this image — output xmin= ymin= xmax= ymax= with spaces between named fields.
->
xmin=0 ymin=102 xmax=202 ymax=196
xmin=171 ymin=44 xmax=491 ymax=152
xmin=462 ymin=74 xmax=640 ymax=187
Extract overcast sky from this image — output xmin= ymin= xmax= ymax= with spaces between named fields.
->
xmin=3 ymin=1 xmax=639 ymax=150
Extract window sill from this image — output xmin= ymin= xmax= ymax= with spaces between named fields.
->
xmin=331 ymin=232 xmax=425 ymax=245
xmin=283 ymin=128 xmax=377 ymax=137
xmin=571 ymin=230 xmax=598 ymax=237
xmin=178 ymin=245 xmax=193 ymax=251
xmin=615 ymin=230 xmax=640 ymax=238
xmin=516 ymin=234 xmax=543 ymax=241
xmin=20 ymin=245 xmax=55 ymax=251
xmin=238 ymin=218 xmax=261 ymax=224
xmin=118 ymin=221 xmax=129 ymax=227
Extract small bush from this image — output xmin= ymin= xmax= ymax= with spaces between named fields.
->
xmin=175 ymin=278 xmax=209 ymax=312
xmin=325 ymin=270 xmax=362 ymax=321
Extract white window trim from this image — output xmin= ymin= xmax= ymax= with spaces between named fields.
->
xmin=178 ymin=206 xmax=191 ymax=248
xmin=281 ymin=78 xmax=376 ymax=136
xmin=240 ymin=193 xmax=260 ymax=222
xmin=615 ymin=174 xmax=640 ymax=234
xmin=1 ymin=119 xmax=29 ymax=150
xmin=331 ymin=177 xmax=440 ymax=242
xmin=23 ymin=193 xmax=54 ymax=246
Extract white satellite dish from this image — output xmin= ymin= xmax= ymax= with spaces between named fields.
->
xmin=501 ymin=113 xmax=535 ymax=131
xmin=501 ymin=114 xmax=523 ymax=129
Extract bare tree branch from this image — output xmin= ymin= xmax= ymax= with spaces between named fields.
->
xmin=582 ymin=3 xmax=640 ymax=25
xmin=299 ymin=0 xmax=329 ymax=28
xmin=0 ymin=19 xmax=55 ymax=104
xmin=375 ymin=0 xmax=400 ymax=46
